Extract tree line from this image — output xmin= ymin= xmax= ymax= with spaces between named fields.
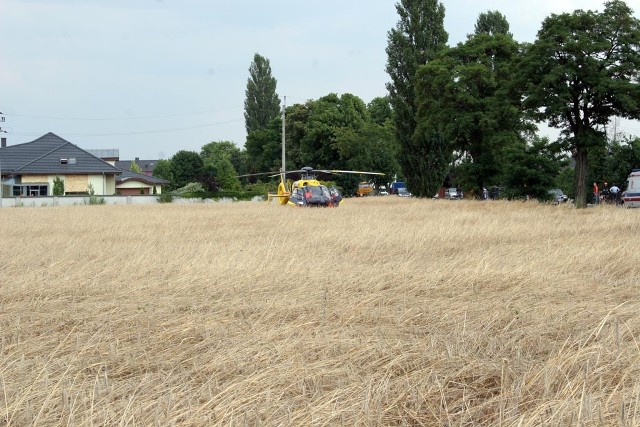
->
xmin=153 ymin=0 xmax=640 ymax=207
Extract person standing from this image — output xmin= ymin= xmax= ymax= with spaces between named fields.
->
xmin=610 ymin=183 xmax=621 ymax=205
xmin=593 ymin=182 xmax=599 ymax=204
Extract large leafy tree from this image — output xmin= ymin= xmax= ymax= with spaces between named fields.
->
xmin=333 ymin=115 xmax=400 ymax=185
xmin=367 ymin=96 xmax=393 ymax=126
xmin=296 ymin=93 xmax=368 ymax=170
xmin=474 ymin=10 xmax=511 ymax=36
xmin=280 ymin=94 xmax=399 ymax=192
xmin=171 ymin=151 xmax=204 ymax=189
xmin=244 ymin=53 xmax=281 ymax=135
xmin=500 ymin=137 xmax=568 ymax=200
xmin=213 ymin=158 xmax=241 ymax=191
xmin=152 ymin=159 xmax=174 ymax=189
xmin=589 ymin=136 xmax=640 ymax=191
xmin=200 ymin=141 xmax=247 ymax=176
xmin=416 ymin=29 xmax=526 ymax=195
xmin=520 ymin=0 xmax=640 ymax=208
xmin=386 ymin=0 xmax=448 ymax=196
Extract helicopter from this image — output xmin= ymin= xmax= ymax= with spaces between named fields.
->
xmin=238 ymin=166 xmax=384 ymax=207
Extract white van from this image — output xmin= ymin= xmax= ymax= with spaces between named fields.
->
xmin=622 ymin=170 xmax=640 ymax=208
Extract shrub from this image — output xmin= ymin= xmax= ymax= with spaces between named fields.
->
xmin=53 ymin=176 xmax=65 ymax=196
xmin=157 ymin=193 xmax=173 ymax=203
xmin=86 ymin=183 xmax=105 ymax=205
xmin=173 ymin=182 xmax=205 ymax=196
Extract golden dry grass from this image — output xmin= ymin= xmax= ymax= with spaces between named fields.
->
xmin=0 ymin=198 xmax=639 ymax=426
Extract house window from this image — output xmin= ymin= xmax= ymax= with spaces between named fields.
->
xmin=60 ymin=158 xmax=68 ymax=165
xmin=12 ymin=185 xmax=48 ymax=196
xmin=69 ymin=158 xmax=76 ymax=165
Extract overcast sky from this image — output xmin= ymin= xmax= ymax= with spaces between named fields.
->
xmin=1 ymin=0 xmax=638 ymax=160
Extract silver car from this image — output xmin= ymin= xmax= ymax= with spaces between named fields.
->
xmin=397 ymin=187 xmax=412 ymax=197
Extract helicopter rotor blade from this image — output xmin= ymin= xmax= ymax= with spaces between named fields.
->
xmin=237 ymin=169 xmax=305 ymax=178
xmin=236 ymin=171 xmax=281 ymax=178
xmin=238 ymin=168 xmax=385 ymax=179
xmin=325 ymin=170 xmax=385 ymax=176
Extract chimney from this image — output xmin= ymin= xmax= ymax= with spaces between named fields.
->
xmin=134 ymin=157 xmax=139 ymax=164
xmin=1 ymin=137 xmax=6 ymax=148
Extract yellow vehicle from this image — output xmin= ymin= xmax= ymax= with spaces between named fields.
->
xmin=356 ymin=182 xmax=375 ymax=197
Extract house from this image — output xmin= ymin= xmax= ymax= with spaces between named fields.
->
xmin=86 ymin=150 xmax=169 ymax=195
xmin=115 ymin=158 xmax=158 ymax=176
xmin=0 ymin=133 xmax=121 ymax=196
xmin=116 ymin=169 xmax=168 ymax=195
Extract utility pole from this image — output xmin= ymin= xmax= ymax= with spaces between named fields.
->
xmin=0 ymin=111 xmax=5 ymax=208
xmin=281 ymin=96 xmax=286 ymax=183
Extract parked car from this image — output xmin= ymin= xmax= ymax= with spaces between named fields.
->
xmin=548 ymin=188 xmax=569 ymax=203
xmin=397 ymin=187 xmax=412 ymax=197
xmin=377 ymin=185 xmax=389 ymax=196
xmin=444 ymin=187 xmax=462 ymax=200
xmin=389 ymin=181 xmax=407 ymax=194
xmin=356 ymin=181 xmax=375 ymax=197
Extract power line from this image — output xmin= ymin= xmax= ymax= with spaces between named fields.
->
xmin=7 ymin=118 xmax=244 ymax=138
xmin=2 ymin=106 xmax=243 ymax=121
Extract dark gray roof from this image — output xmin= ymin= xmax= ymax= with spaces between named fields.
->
xmin=117 ymin=169 xmax=169 ymax=185
xmin=0 ymin=133 xmax=121 ymax=175
xmin=116 ymin=159 xmax=159 ymax=173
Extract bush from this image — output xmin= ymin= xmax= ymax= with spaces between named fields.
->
xmin=157 ymin=193 xmax=173 ymax=203
xmin=173 ymin=182 xmax=205 ymax=196
xmin=53 ymin=176 xmax=65 ymax=196
xmin=86 ymin=183 xmax=105 ymax=205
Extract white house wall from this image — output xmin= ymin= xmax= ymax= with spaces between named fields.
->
xmin=88 ymin=174 xmax=115 ymax=195
xmin=42 ymin=174 xmax=116 ymax=195
xmin=117 ymin=180 xmax=162 ymax=194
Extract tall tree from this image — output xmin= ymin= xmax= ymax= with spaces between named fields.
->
xmin=297 ymin=93 xmax=367 ymax=170
xmin=520 ymin=0 xmax=640 ymax=208
xmin=500 ymin=137 xmax=567 ymax=200
xmin=474 ymin=10 xmax=511 ymax=36
xmin=245 ymin=117 xmax=282 ymax=173
xmin=244 ymin=53 xmax=281 ymax=135
xmin=386 ymin=0 xmax=448 ymax=196
xmin=367 ymin=96 xmax=393 ymax=126
xmin=415 ymin=30 xmax=526 ymax=195
xmin=171 ymin=151 xmax=204 ymax=189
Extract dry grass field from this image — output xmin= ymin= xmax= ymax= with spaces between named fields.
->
xmin=1 ymin=197 xmax=639 ymax=426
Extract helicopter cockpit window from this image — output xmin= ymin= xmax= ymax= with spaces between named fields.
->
xmin=304 ymin=186 xmax=324 ymax=198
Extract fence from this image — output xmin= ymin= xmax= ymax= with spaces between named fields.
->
xmin=0 ymin=195 xmax=243 ymax=208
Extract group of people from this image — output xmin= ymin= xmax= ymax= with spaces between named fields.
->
xmin=593 ymin=181 xmax=621 ymax=204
